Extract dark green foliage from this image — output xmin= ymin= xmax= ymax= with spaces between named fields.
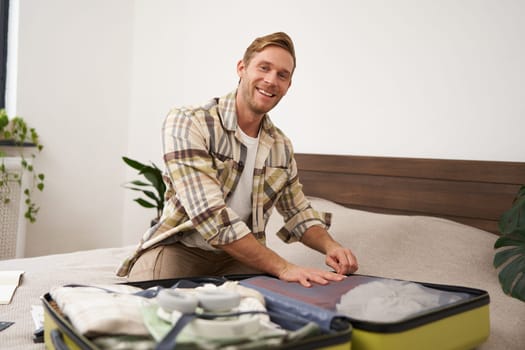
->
xmin=122 ymin=156 xmax=166 ymax=221
xmin=494 ymin=185 xmax=525 ymax=302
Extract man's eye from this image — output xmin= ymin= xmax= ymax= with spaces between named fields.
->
xmin=278 ymin=73 xmax=289 ymax=80
xmin=259 ymin=66 xmax=269 ymax=71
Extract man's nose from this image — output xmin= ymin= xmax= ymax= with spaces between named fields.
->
xmin=264 ymin=71 xmax=278 ymax=85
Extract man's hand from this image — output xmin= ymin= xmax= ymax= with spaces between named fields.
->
xmin=219 ymin=233 xmax=349 ymax=288
xmin=277 ymin=263 xmax=346 ymax=288
xmin=300 ymin=225 xmax=359 ymax=275
xmin=220 ymin=230 xmax=358 ymax=288
xmin=325 ymin=246 xmax=358 ymax=275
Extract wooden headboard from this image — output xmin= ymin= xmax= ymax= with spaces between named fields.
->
xmin=295 ymin=153 xmax=525 ymax=234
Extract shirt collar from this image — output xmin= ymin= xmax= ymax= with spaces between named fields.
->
xmin=218 ymin=89 xmax=276 ymax=137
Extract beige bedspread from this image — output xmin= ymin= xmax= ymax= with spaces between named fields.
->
xmin=266 ymin=198 xmax=525 ymax=350
xmin=0 ymin=197 xmax=523 ymax=349
xmin=0 ymin=246 xmax=131 ymax=349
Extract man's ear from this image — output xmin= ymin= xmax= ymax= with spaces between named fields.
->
xmin=236 ymin=59 xmax=245 ymax=79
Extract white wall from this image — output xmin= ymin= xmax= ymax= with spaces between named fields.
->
xmin=128 ymin=0 xmax=525 ymax=162
xmin=14 ymin=0 xmax=133 ymax=256
xmin=11 ymin=0 xmax=525 ymax=256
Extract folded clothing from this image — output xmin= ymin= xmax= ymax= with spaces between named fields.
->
xmin=336 ymin=279 xmax=469 ymax=322
xmin=50 ymin=284 xmax=152 ymax=337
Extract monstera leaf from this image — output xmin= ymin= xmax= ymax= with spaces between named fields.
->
xmin=494 ymin=185 xmax=525 ymax=302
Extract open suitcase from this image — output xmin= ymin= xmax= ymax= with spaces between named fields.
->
xmin=42 ymin=275 xmax=352 ymax=350
xmin=239 ymin=275 xmax=490 ymax=350
xmin=42 ymin=274 xmax=489 ymax=349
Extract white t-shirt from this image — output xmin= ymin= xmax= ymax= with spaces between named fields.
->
xmin=180 ymin=126 xmax=259 ymax=250
xmin=226 ymin=127 xmax=259 ymax=223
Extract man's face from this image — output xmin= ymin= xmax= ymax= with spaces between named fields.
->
xmin=237 ymin=46 xmax=294 ymax=116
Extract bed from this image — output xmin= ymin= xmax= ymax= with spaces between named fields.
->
xmin=1 ymin=153 xmax=525 ymax=349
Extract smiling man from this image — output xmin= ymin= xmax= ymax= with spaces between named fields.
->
xmin=118 ymin=32 xmax=358 ymax=287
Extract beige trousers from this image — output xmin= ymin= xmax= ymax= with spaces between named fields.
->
xmin=127 ymin=242 xmax=262 ymax=282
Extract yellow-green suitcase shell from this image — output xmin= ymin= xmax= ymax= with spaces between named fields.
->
xmin=42 ymin=274 xmax=489 ymax=350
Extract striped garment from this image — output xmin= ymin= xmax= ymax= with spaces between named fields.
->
xmin=117 ymin=90 xmax=331 ymax=277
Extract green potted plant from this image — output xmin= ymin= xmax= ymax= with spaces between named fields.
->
xmin=122 ymin=156 xmax=166 ymax=226
xmin=493 ymin=185 xmax=525 ymax=302
xmin=0 ymin=109 xmax=45 ymax=223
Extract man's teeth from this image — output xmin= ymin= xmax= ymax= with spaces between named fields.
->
xmin=258 ymin=88 xmax=274 ymax=97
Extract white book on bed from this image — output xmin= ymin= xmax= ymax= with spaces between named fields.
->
xmin=0 ymin=270 xmax=24 ymax=304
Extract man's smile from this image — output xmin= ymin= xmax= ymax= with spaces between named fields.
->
xmin=256 ymin=87 xmax=276 ymax=98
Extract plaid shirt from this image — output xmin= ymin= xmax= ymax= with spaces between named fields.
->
xmin=117 ymin=90 xmax=331 ymax=277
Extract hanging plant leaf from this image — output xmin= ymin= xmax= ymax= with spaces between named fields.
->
xmin=0 ymin=113 xmax=8 ymax=129
xmin=0 ymin=109 xmax=45 ymax=223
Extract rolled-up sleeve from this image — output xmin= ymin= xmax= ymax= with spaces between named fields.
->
xmin=274 ymin=156 xmax=332 ymax=243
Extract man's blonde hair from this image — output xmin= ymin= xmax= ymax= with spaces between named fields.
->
xmin=242 ymin=32 xmax=296 ymax=73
